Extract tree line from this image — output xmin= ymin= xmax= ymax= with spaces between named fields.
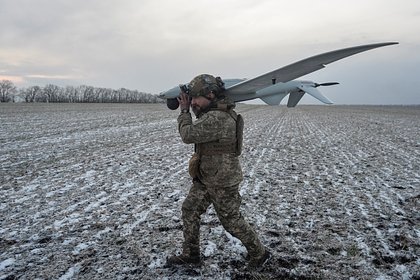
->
xmin=0 ymin=80 xmax=163 ymax=104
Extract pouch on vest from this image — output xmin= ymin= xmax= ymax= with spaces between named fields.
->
xmin=236 ymin=114 xmax=244 ymax=156
xmin=188 ymin=152 xmax=200 ymax=178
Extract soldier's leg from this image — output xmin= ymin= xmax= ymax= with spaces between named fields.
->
xmin=180 ymin=179 xmax=211 ymax=256
xmin=208 ymin=184 xmax=265 ymax=259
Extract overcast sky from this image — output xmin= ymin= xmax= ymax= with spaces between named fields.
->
xmin=1 ymin=0 xmax=419 ymax=104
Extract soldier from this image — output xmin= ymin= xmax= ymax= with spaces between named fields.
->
xmin=166 ymin=74 xmax=270 ymax=269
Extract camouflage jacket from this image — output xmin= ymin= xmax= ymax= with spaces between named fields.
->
xmin=177 ymin=98 xmax=243 ymax=186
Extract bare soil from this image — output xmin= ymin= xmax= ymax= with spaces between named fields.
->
xmin=1 ymin=103 xmax=419 ymax=279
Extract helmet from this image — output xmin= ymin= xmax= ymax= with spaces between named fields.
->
xmin=188 ymin=74 xmax=225 ymax=98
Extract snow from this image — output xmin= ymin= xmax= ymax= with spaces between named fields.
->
xmin=0 ymin=258 xmax=15 ymax=271
xmin=0 ymin=103 xmax=419 ymax=279
xmin=58 ymin=264 xmax=81 ymax=280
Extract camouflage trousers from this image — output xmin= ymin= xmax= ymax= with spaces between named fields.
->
xmin=181 ymin=179 xmax=265 ymax=258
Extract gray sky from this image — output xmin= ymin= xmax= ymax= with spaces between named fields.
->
xmin=1 ymin=0 xmax=419 ymax=104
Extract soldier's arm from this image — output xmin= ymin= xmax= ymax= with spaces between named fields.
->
xmin=177 ymin=112 xmax=222 ymax=144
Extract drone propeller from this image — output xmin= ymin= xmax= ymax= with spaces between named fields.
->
xmin=314 ymin=82 xmax=340 ymax=87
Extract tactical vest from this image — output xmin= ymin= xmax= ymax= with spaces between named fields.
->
xmin=196 ymin=104 xmax=244 ymax=157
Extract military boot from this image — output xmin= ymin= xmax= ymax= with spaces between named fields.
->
xmin=248 ymin=249 xmax=271 ymax=270
xmin=166 ymin=253 xmax=201 ymax=266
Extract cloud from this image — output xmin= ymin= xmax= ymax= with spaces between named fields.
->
xmin=0 ymin=0 xmax=419 ymax=103
xmin=0 ymin=75 xmax=25 ymax=84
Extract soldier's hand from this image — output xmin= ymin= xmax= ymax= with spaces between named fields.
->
xmin=178 ymin=92 xmax=190 ymax=111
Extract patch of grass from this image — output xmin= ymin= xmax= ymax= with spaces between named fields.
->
xmin=347 ymin=244 xmax=361 ymax=257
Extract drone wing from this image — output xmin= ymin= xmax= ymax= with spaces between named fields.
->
xmin=226 ymin=42 xmax=398 ymax=95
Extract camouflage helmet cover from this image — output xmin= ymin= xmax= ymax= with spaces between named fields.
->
xmin=188 ymin=74 xmax=225 ymax=98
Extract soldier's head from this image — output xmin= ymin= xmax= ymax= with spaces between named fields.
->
xmin=188 ymin=74 xmax=225 ymax=116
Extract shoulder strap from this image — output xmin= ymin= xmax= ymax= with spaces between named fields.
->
xmin=235 ymin=113 xmax=244 ymax=156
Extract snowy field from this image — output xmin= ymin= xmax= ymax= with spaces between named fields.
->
xmin=1 ymin=103 xmax=419 ymax=280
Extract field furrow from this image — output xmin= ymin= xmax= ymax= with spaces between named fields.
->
xmin=0 ymin=103 xmax=418 ymax=280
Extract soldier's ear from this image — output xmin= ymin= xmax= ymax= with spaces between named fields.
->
xmin=208 ymin=92 xmax=216 ymax=100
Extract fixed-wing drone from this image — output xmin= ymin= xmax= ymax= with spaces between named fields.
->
xmin=159 ymin=42 xmax=398 ymax=109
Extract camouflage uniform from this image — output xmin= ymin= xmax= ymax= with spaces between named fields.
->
xmin=177 ymin=97 xmax=266 ymax=261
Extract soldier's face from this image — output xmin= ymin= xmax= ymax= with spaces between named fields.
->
xmin=191 ymin=96 xmax=211 ymax=116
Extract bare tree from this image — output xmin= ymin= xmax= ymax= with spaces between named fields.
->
xmin=0 ymin=80 xmax=17 ymax=102
xmin=65 ymin=86 xmax=78 ymax=103
xmin=43 ymin=84 xmax=60 ymax=103
xmin=23 ymin=86 xmax=42 ymax=102
xmin=7 ymin=82 xmax=163 ymax=104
